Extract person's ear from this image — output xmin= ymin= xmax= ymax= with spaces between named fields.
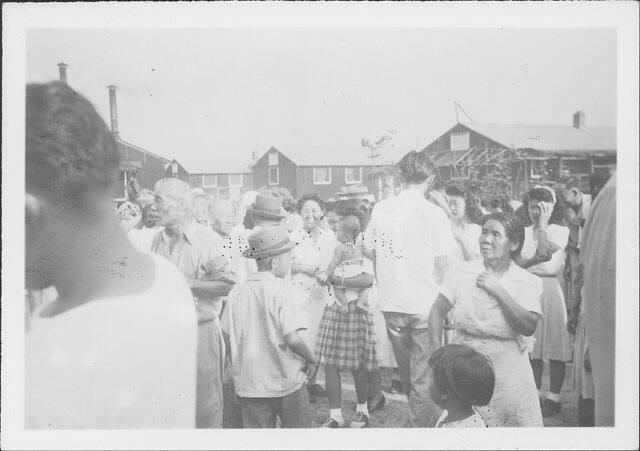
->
xmin=510 ymin=240 xmax=520 ymax=254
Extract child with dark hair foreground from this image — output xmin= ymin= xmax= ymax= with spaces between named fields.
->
xmin=318 ymin=215 xmax=370 ymax=313
xmin=221 ymin=226 xmax=314 ymax=428
xmin=429 ymin=344 xmax=495 ymax=428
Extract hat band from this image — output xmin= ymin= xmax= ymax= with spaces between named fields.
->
xmin=253 ymin=207 xmax=282 ymax=214
xmin=248 ymin=237 xmax=291 ymax=254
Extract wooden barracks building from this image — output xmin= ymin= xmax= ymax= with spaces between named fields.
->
xmin=420 ymin=111 xmax=616 ymax=198
xmin=251 ymin=145 xmax=396 ymax=200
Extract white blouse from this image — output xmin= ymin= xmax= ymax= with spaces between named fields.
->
xmin=440 ymin=259 xmax=543 ymax=341
xmin=520 ymin=224 xmax=569 ymax=276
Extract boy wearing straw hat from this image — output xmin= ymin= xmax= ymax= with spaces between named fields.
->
xmin=221 ymin=225 xmax=314 ymax=428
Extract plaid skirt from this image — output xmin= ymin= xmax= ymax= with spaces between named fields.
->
xmin=315 ymin=302 xmax=378 ymax=371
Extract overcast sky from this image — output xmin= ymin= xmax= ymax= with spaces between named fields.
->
xmin=26 ymin=28 xmax=616 ymax=163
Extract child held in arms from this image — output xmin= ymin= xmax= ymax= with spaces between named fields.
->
xmin=221 ymin=225 xmax=314 ymax=428
xmin=318 ymin=215 xmax=370 ymax=313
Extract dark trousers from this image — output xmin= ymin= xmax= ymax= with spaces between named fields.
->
xmin=238 ymin=384 xmax=311 ymax=428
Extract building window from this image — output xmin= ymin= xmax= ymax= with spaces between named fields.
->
xmin=269 ymin=167 xmax=279 ymax=185
xmin=229 ymin=174 xmax=243 ymax=187
xmin=202 ymin=174 xmax=218 ymax=187
xmin=313 ymin=167 xmax=332 ymax=185
xmin=450 ymin=132 xmax=470 ymax=151
xmin=345 ymin=167 xmax=362 ymax=184
xmin=268 ymin=151 xmax=279 ymax=166
xmin=529 ymin=160 xmax=545 ymax=179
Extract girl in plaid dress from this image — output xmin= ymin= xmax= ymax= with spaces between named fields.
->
xmin=316 ymin=213 xmax=378 ymax=428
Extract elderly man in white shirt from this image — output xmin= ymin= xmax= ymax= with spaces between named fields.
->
xmin=364 ymin=151 xmax=455 ymax=427
xmin=151 ymin=179 xmax=235 ymax=429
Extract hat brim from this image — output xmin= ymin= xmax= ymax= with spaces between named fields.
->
xmin=246 ymin=207 xmax=287 ymax=220
xmin=242 ymin=240 xmax=296 ymax=259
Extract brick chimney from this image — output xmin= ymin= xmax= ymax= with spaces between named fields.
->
xmin=573 ymin=111 xmax=585 ymax=129
xmin=107 ymin=85 xmax=120 ymax=139
xmin=57 ymin=62 xmax=68 ymax=84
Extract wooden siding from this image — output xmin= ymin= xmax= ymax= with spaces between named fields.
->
xmin=296 ymin=166 xmax=383 ymax=200
xmin=252 ymin=148 xmax=298 ymax=197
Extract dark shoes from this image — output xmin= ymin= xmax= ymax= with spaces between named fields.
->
xmin=321 ymin=418 xmax=345 ymax=428
xmin=541 ymin=399 xmax=561 ymax=417
xmin=307 ymin=383 xmax=327 ymax=398
xmin=350 ymin=411 xmax=369 ymax=428
xmin=382 ymin=380 xmax=403 ymax=395
xmin=368 ymin=394 xmax=386 ymax=413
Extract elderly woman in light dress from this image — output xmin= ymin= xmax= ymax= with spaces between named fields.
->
xmin=430 ymin=212 xmax=544 ymax=427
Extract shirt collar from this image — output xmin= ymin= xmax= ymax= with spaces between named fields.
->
xmin=182 ymin=219 xmax=199 ymax=245
xmin=162 ymin=219 xmax=197 ymax=245
xmin=463 ymin=259 xmax=531 ymax=282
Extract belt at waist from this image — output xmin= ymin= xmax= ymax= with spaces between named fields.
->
xmin=455 ymin=329 xmax=513 ymax=342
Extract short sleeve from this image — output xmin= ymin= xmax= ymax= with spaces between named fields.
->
xmin=439 ymin=266 xmax=459 ymax=305
xmin=278 ymin=287 xmax=308 ymax=337
xmin=363 ymin=206 xmax=378 ymax=253
xmin=515 ymin=275 xmax=543 ymax=315
xmin=467 ymin=224 xmax=482 ymax=258
xmin=548 ymin=225 xmax=570 ymax=249
xmin=430 ymin=208 xmax=456 ymax=257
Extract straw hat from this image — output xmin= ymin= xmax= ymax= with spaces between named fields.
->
xmin=243 ymin=225 xmax=296 ymax=259
xmin=247 ymin=193 xmax=287 ymax=220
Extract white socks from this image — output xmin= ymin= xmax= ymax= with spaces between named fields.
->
xmin=330 ymin=408 xmax=343 ymax=422
xmin=356 ymin=403 xmax=369 ymax=416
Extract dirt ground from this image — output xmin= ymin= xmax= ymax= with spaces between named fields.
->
xmin=309 ymin=361 xmax=579 ymax=428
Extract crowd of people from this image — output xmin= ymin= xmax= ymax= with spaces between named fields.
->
xmin=25 ymin=81 xmax=616 ymax=429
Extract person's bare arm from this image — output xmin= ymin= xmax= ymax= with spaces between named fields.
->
xmin=284 ymin=330 xmax=316 ymax=364
xmin=188 ymin=280 xmax=234 ymax=298
xmin=429 ymin=294 xmax=453 ymax=348
xmin=476 ymin=272 xmax=539 ymax=336
xmin=329 ymin=273 xmax=374 ymax=289
xmin=325 ymin=246 xmax=343 ymax=277
xmin=518 ymin=202 xmax=557 ymax=268
xmin=291 ymin=262 xmax=318 ymax=276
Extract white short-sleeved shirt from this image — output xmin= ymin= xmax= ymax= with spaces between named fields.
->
xmin=221 ymin=272 xmax=308 ymax=398
xmin=364 ymin=190 xmax=455 ymax=315
xmin=440 ymin=259 xmax=543 ymax=340
xmin=291 ymin=228 xmax=337 ymax=293
xmin=25 ymin=254 xmax=198 ymax=429
xmin=520 ymin=224 xmax=570 ymax=276
xmin=152 ymin=220 xmax=234 ymax=321
xmin=448 ymin=222 xmax=482 ymax=266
